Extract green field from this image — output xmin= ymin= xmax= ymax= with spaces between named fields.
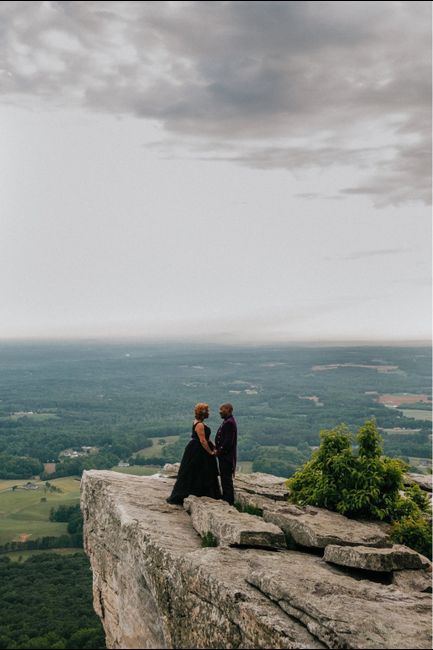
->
xmin=111 ymin=465 xmax=162 ymax=476
xmin=133 ymin=435 xmax=180 ymax=458
xmin=401 ymin=409 xmax=432 ymax=421
xmin=4 ymin=548 xmax=86 ymax=562
xmin=0 ymin=477 xmax=81 ymax=545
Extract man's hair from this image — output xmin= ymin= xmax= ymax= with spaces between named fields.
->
xmin=220 ymin=403 xmax=233 ymax=413
xmin=194 ymin=403 xmax=209 ymax=418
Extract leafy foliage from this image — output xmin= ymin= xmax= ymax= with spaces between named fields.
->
xmin=287 ymin=419 xmax=431 ymax=557
xmin=288 ymin=420 xmax=410 ymax=519
xmin=390 ymin=516 xmax=432 ymax=559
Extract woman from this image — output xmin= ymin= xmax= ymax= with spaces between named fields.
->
xmin=166 ymin=403 xmax=221 ymax=505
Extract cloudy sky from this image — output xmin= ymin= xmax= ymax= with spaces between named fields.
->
xmin=1 ymin=1 xmax=431 ymax=343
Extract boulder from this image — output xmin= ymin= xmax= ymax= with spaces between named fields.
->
xmin=234 ymin=472 xmax=290 ymax=500
xmin=183 ymin=495 xmax=286 ymax=549
xmin=323 ymin=544 xmax=425 ymax=572
xmin=262 ymin=503 xmax=391 ymax=549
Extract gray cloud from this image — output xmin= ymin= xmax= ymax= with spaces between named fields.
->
xmin=1 ymin=1 xmax=431 ymax=204
xmin=325 ymin=248 xmax=412 ymax=261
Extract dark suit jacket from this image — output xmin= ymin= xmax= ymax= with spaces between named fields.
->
xmin=215 ymin=415 xmax=237 ymax=469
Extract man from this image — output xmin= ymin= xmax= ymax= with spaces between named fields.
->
xmin=214 ymin=403 xmax=237 ymax=505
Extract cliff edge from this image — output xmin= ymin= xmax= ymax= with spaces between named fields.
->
xmin=80 ymin=469 xmax=432 ymax=649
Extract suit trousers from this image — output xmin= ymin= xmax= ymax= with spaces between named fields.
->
xmin=218 ymin=456 xmax=235 ymax=505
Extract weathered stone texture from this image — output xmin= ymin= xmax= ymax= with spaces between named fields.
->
xmin=262 ymin=503 xmax=391 ymax=549
xmin=81 ymin=470 xmax=322 ymax=649
xmin=323 ymin=543 xmax=426 ymax=572
xmin=81 ymin=470 xmax=432 ymax=649
xmin=183 ymin=495 xmax=286 ymax=548
xmin=234 ymin=472 xmax=289 ymax=500
xmin=247 ymin=552 xmax=432 ymax=649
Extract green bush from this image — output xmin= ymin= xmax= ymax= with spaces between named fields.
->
xmin=288 ymin=421 xmax=406 ymax=519
xmin=391 ymin=516 xmax=432 ymax=559
xmin=287 ymin=419 xmax=431 ymax=557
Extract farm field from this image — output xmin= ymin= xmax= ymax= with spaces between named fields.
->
xmin=133 ymin=435 xmax=180 ymax=458
xmin=0 ymin=476 xmax=81 ymax=545
xmin=401 ymin=409 xmax=432 ymax=421
xmin=111 ymin=465 xmax=162 ymax=476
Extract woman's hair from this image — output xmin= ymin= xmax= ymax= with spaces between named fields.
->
xmin=194 ymin=402 xmax=209 ymax=419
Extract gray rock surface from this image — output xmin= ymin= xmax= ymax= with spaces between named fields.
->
xmin=392 ymin=570 xmax=432 ymax=593
xmin=81 ymin=470 xmax=323 ymax=649
xmin=183 ymin=495 xmax=286 ymax=549
xmin=247 ymin=552 xmax=432 ymax=649
xmin=234 ymin=488 xmax=278 ymax=514
xmin=323 ymin=544 xmax=425 ymax=572
xmin=160 ymin=463 xmax=180 ymax=478
xmin=81 ymin=470 xmax=432 ymax=649
xmin=404 ymin=473 xmax=432 ymax=492
xmin=262 ymin=503 xmax=391 ymax=549
xmin=234 ymin=472 xmax=289 ymax=500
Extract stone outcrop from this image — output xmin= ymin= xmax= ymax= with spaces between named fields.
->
xmin=183 ymin=495 xmax=286 ymax=549
xmin=81 ymin=470 xmax=432 ymax=649
xmin=262 ymin=502 xmax=391 ymax=549
xmin=323 ymin=544 xmax=425 ymax=572
xmin=247 ymin=553 xmax=432 ymax=649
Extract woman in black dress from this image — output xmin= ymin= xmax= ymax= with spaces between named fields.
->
xmin=166 ymin=403 xmax=221 ymax=504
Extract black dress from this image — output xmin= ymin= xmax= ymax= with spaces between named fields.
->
xmin=166 ymin=422 xmax=221 ymax=504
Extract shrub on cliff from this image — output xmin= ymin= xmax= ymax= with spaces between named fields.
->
xmin=287 ymin=419 xmax=431 ymax=557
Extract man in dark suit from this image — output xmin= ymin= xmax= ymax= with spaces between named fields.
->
xmin=214 ymin=403 xmax=237 ymax=505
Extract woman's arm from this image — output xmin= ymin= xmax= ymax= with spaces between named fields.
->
xmin=195 ymin=423 xmax=215 ymax=455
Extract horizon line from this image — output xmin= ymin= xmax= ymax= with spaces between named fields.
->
xmin=0 ymin=335 xmax=431 ymax=348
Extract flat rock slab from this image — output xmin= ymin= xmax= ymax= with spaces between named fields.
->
xmin=234 ymin=472 xmax=290 ymax=500
xmin=184 ymin=495 xmax=286 ymax=549
xmin=324 ymin=544 xmax=425 ymax=572
xmin=235 ymin=489 xmax=279 ymax=514
xmin=262 ymin=503 xmax=391 ymax=549
xmin=247 ymin=551 xmax=432 ymax=649
xmin=404 ymin=473 xmax=432 ymax=492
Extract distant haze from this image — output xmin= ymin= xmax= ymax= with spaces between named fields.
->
xmin=1 ymin=1 xmax=431 ymax=343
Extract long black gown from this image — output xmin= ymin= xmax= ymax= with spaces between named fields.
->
xmin=166 ymin=422 xmax=221 ymax=504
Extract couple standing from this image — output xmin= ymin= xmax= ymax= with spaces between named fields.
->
xmin=166 ymin=402 xmax=237 ymax=506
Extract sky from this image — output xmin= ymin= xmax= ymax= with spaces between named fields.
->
xmin=0 ymin=1 xmax=431 ymax=343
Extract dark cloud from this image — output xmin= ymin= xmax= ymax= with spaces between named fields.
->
xmin=1 ymin=1 xmax=431 ymax=205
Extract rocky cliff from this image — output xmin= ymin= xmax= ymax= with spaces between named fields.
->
xmin=80 ymin=469 xmax=432 ymax=649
